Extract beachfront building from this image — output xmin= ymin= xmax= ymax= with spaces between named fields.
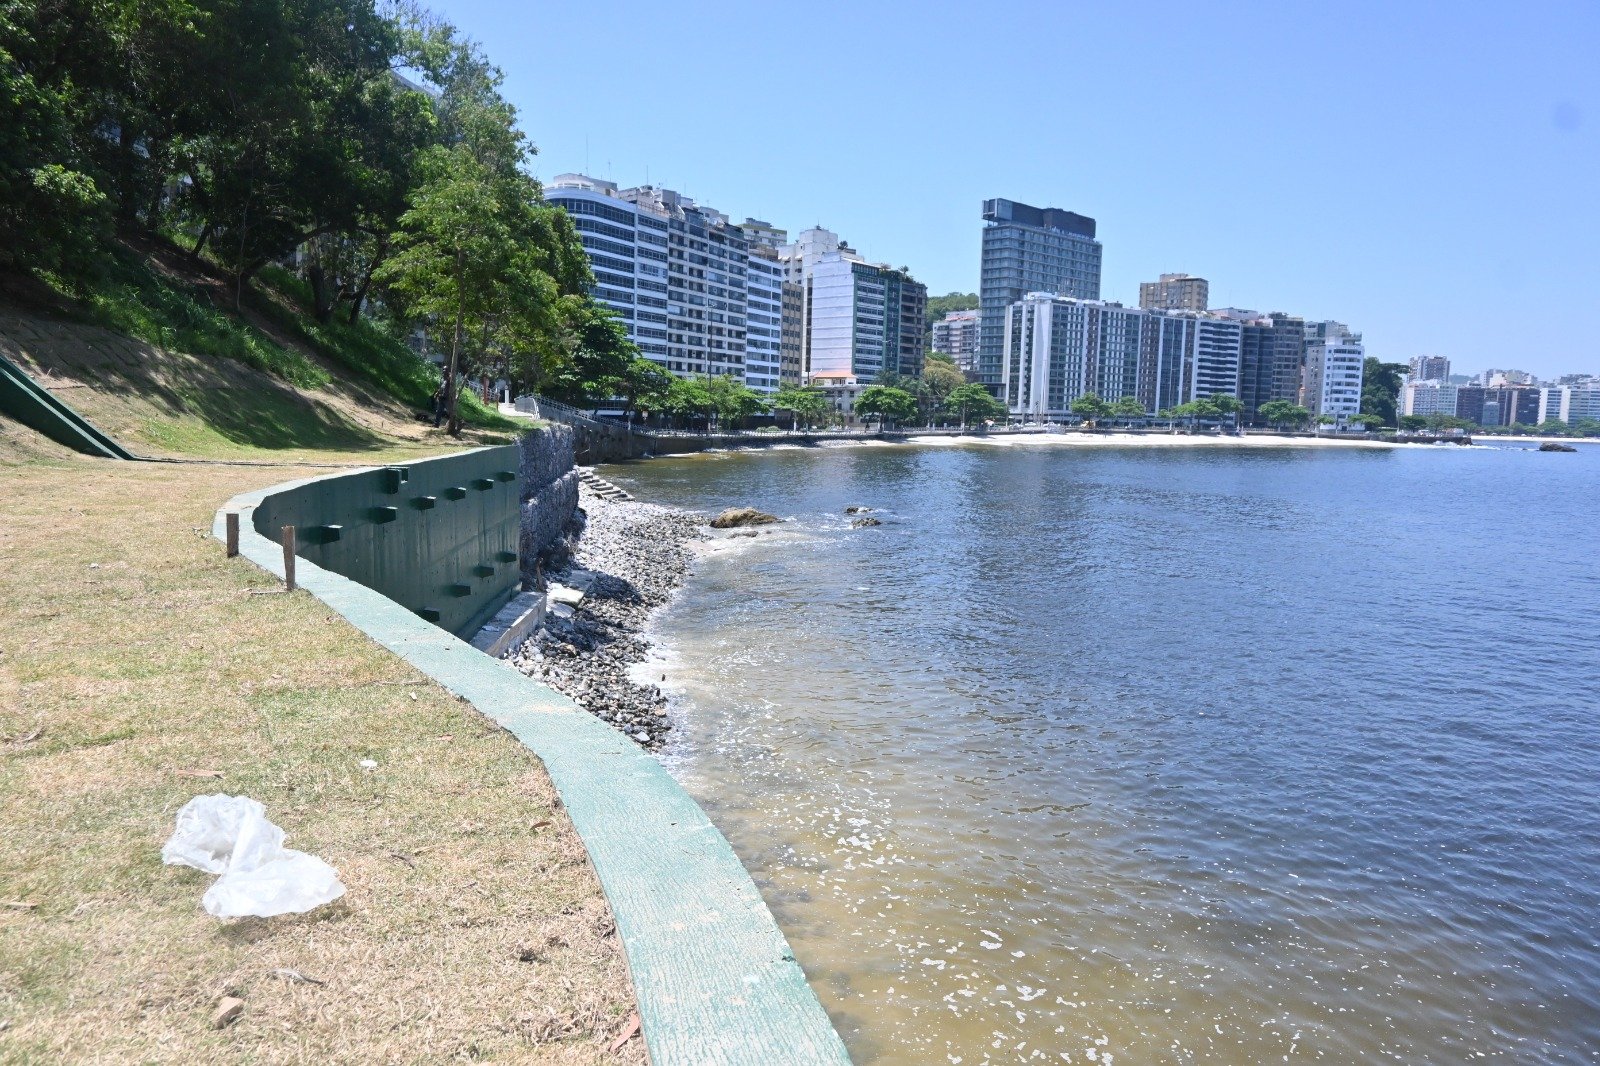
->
xmin=1216 ymin=308 xmax=1305 ymax=424
xmin=1000 ymin=295 xmax=1243 ymax=419
xmin=1481 ymin=385 xmax=1542 ymax=427
xmin=778 ymin=226 xmax=928 ymax=385
xmin=744 ymin=247 xmax=784 ymax=393
xmin=1400 ymin=380 xmax=1461 ymax=417
xmin=1139 ymin=273 xmax=1209 ymax=312
xmin=1538 ymin=384 xmax=1600 ymax=424
xmin=546 ymin=174 xmax=757 ymax=387
xmin=932 ymin=309 xmax=981 ymax=373
xmin=978 ymin=198 xmax=1102 ymax=394
xmin=1301 ymin=322 xmax=1365 ymax=421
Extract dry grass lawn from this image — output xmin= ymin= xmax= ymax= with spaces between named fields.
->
xmin=0 ymin=451 xmax=641 ymax=1063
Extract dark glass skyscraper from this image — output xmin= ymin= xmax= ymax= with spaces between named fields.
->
xmin=978 ymin=199 xmax=1102 ymax=393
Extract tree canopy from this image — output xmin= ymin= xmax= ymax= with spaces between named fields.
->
xmin=924 ymin=291 xmax=978 ymax=332
xmin=855 ymin=385 xmax=918 ymax=425
xmin=0 ymin=0 xmax=631 ymax=435
xmin=1360 ymin=357 xmax=1408 ymax=427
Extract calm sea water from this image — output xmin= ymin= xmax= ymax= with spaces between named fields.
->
xmin=602 ymin=439 xmax=1600 ymax=1065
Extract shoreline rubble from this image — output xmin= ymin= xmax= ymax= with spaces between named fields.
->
xmin=507 ymin=486 xmax=703 ymax=749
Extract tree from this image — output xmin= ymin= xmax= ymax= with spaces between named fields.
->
xmin=1069 ymin=392 xmax=1112 ymax=426
xmin=538 ymin=299 xmax=637 ymax=407
xmin=1258 ymin=399 xmax=1297 ymax=430
xmin=774 ymin=385 xmax=831 ymax=429
xmin=1349 ymin=413 xmax=1385 ymax=431
xmin=1209 ymin=394 xmax=1244 ymax=432
xmin=943 ymin=383 xmax=1005 ymax=427
xmin=662 ymin=376 xmax=714 ymax=425
xmin=376 ymin=141 xmax=566 ymax=435
xmin=1360 ymin=358 xmax=1408 ymax=428
xmin=1398 ymin=414 xmax=1429 ymax=432
xmin=613 ymin=357 xmax=671 ymax=418
xmin=855 ymin=385 xmax=918 ymax=427
xmin=706 ymin=373 xmax=769 ymax=427
xmin=917 ymin=360 xmax=967 ymax=422
xmin=1111 ymin=396 xmax=1146 ymax=422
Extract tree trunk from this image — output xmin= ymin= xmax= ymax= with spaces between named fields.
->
xmin=446 ymin=252 xmax=465 ymax=437
xmin=307 ymin=263 xmax=335 ymax=323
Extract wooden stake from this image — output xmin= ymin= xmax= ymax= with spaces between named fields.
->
xmin=225 ymin=513 xmax=239 ymax=557
xmin=281 ymin=525 xmax=297 ymax=591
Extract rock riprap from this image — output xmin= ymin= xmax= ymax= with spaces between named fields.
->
xmin=508 ymin=489 xmax=702 ymax=750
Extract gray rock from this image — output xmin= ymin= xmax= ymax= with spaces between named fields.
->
xmin=709 ymin=506 xmax=778 ymax=528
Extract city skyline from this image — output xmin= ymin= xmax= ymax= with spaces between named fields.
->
xmin=427 ymin=0 xmax=1597 ymax=380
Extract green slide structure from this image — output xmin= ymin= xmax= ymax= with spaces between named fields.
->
xmin=0 ymin=349 xmax=136 ymax=459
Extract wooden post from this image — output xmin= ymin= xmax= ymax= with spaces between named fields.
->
xmin=281 ymin=525 xmax=297 ymax=591
xmin=224 ymin=513 xmax=239 ymax=557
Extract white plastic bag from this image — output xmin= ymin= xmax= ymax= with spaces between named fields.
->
xmin=162 ymin=795 xmax=346 ymax=918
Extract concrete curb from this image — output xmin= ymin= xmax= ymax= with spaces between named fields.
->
xmin=214 ymin=473 xmax=851 ymax=1066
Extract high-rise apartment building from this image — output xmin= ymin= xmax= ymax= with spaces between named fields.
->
xmin=1400 ymin=380 xmax=1460 ymax=417
xmin=778 ymin=226 xmax=927 ymax=385
xmin=546 ymin=174 xmax=755 ymax=386
xmin=1216 ymin=308 xmax=1306 ymax=423
xmin=1408 ymin=355 xmax=1451 ymax=382
xmin=744 ymin=247 xmax=785 ymax=393
xmin=1000 ymin=296 xmax=1242 ymax=419
xmin=1301 ymin=322 xmax=1365 ymax=419
xmin=1139 ymin=273 xmax=1209 ymax=312
xmin=740 ymin=219 xmax=803 ymax=389
xmin=1538 ymin=385 xmax=1600 ymax=424
xmin=978 ymin=199 xmax=1102 ymax=393
xmin=932 ymin=310 xmax=981 ymax=374
xmin=1481 ymin=386 xmax=1541 ymax=426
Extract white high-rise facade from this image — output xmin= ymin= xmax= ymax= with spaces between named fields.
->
xmin=1000 ymin=295 xmax=1242 ymax=419
xmin=547 ymin=174 xmax=767 ymax=389
xmin=1537 ymin=385 xmax=1600 ymax=424
xmin=779 ymin=226 xmax=926 ymax=385
xmin=1400 ymin=380 xmax=1460 ymax=417
xmin=743 ymin=248 xmax=784 ymax=393
xmin=1301 ymin=322 xmax=1365 ymax=419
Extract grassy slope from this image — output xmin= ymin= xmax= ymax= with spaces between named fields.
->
xmin=1 ymin=237 xmax=520 ymax=462
xmin=0 ymin=454 xmax=641 ymax=1063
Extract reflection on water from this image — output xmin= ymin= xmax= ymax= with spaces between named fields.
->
xmin=606 ymin=441 xmax=1600 ymax=1064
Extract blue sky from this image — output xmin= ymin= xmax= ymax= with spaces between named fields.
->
xmin=436 ymin=0 xmax=1597 ymax=378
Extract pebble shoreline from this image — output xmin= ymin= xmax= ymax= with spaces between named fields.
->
xmin=507 ymin=486 xmax=704 ymax=749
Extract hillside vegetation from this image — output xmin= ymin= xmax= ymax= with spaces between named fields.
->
xmin=3 ymin=0 xmax=636 ymax=444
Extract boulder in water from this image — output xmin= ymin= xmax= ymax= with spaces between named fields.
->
xmin=710 ymin=506 xmax=779 ymax=528
xmin=851 ymin=516 xmax=883 ymax=528
xmin=1539 ymin=441 xmax=1578 ymax=452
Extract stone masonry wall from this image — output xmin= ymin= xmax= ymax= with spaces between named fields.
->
xmin=518 ymin=424 xmax=581 ymax=584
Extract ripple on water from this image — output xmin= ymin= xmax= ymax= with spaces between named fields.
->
xmin=613 ymin=444 xmax=1600 ymax=1064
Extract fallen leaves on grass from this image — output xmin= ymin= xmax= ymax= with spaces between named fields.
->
xmin=608 ymin=1012 xmax=641 ymax=1053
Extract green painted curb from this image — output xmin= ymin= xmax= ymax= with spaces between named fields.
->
xmin=214 ymin=464 xmax=852 ymax=1066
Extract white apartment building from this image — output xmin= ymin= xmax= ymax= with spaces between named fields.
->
xmin=545 ymin=174 xmax=756 ymax=388
xmin=743 ymin=248 xmax=784 ymax=393
xmin=1000 ymin=295 xmax=1242 ymax=419
xmin=1538 ymin=385 xmax=1600 ymax=424
xmin=1302 ymin=322 xmax=1366 ymax=419
xmin=1400 ymin=380 xmax=1461 ymax=417
xmin=779 ymin=226 xmax=926 ymax=384
xmin=932 ymin=309 xmax=980 ymax=373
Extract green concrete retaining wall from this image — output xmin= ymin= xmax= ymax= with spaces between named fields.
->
xmin=249 ymin=445 xmax=525 ymax=639
xmin=215 ymin=457 xmax=852 ymax=1065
